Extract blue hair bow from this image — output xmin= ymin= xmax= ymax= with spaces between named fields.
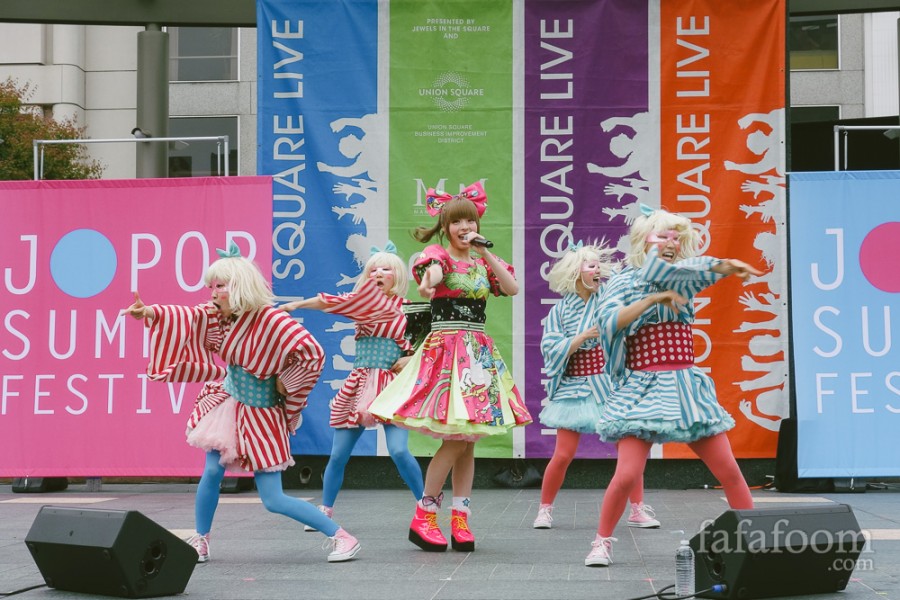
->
xmin=216 ymin=241 xmax=242 ymax=258
xmin=639 ymin=203 xmax=657 ymax=217
xmin=567 ymin=240 xmax=584 ymax=252
xmin=370 ymin=240 xmax=398 ymax=255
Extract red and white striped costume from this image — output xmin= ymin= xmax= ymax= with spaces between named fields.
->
xmin=144 ymin=303 xmax=324 ymax=472
xmin=319 ymin=279 xmax=409 ymax=428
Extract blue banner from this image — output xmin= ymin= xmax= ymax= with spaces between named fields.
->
xmin=790 ymin=171 xmax=900 ymax=477
xmin=258 ymin=0 xmax=382 ymax=455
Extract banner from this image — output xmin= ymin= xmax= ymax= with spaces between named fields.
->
xmin=258 ymin=0 xmax=788 ymax=459
xmin=790 ymin=171 xmax=900 ymax=477
xmin=0 ymin=177 xmax=274 ymax=476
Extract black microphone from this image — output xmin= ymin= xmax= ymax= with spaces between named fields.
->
xmin=468 ymin=234 xmax=494 ymax=248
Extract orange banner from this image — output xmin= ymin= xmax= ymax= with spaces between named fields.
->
xmin=659 ymin=0 xmax=787 ymax=457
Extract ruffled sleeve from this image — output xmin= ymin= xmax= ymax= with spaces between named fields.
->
xmin=540 ymin=299 xmax=571 ymax=399
xmin=145 ymin=303 xmax=226 ymax=383
xmin=238 ymin=307 xmax=325 ymax=434
xmin=481 ymin=255 xmax=516 ymax=296
xmin=598 ymin=271 xmax=633 ymax=383
xmin=413 ymin=244 xmax=450 ymax=284
xmin=317 ymin=278 xmax=402 ymax=323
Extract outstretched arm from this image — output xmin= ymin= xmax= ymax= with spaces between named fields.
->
xmin=711 ymin=258 xmax=764 ymax=281
xmin=281 ymin=297 xmax=329 ymax=312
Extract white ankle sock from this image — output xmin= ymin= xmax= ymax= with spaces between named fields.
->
xmin=452 ymin=496 xmax=471 ymax=513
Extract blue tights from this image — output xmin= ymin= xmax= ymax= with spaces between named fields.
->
xmin=195 ymin=450 xmax=339 ymax=537
xmin=322 ymin=425 xmax=424 ymax=507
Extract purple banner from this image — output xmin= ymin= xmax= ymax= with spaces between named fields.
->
xmin=524 ymin=0 xmax=648 ymax=457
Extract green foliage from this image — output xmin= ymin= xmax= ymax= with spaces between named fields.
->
xmin=0 ymin=78 xmax=104 ymax=180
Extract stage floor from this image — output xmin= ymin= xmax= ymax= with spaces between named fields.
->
xmin=2 ymin=484 xmax=898 ymax=600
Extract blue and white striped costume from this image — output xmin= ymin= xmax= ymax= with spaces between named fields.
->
xmin=597 ymin=248 xmax=735 ymax=443
xmin=538 ymin=291 xmax=612 ymax=434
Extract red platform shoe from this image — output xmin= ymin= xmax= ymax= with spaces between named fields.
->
xmin=408 ymin=505 xmax=447 ymax=552
xmin=450 ymin=509 xmax=475 ymax=552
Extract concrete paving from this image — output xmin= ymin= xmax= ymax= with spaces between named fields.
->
xmin=1 ymin=482 xmax=899 ymax=600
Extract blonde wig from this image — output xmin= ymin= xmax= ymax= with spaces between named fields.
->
xmin=413 ymin=197 xmax=481 ymax=244
xmin=353 ymin=251 xmax=409 ymax=298
xmin=625 ymin=208 xmax=697 ymax=268
xmin=204 ymin=256 xmax=274 ymax=314
xmin=547 ymin=242 xmax=617 ymax=295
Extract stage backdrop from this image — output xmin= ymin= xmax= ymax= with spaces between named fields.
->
xmin=0 ymin=177 xmax=273 ymax=476
xmin=789 ymin=171 xmax=900 ymax=478
xmin=258 ymin=0 xmax=789 ymax=459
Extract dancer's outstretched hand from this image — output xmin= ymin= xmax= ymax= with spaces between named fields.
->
xmin=717 ymin=259 xmax=764 ymax=281
xmin=123 ymin=291 xmax=151 ymax=320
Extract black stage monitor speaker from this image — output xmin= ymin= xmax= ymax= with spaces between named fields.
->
xmin=25 ymin=506 xmax=197 ymax=598
xmin=690 ymin=504 xmax=865 ymax=599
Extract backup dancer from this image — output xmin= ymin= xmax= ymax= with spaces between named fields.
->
xmin=369 ymin=182 xmax=532 ymax=552
xmin=585 ymin=205 xmax=761 ymax=567
xmin=124 ymin=243 xmax=360 ymax=564
xmin=534 ymin=241 xmax=659 ymax=531
xmin=280 ymin=245 xmax=424 ymax=529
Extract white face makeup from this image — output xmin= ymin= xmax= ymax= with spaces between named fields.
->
xmin=368 ymin=266 xmax=396 ymax=296
xmin=645 ymin=229 xmax=681 ymax=262
xmin=209 ymin=278 xmax=232 ymax=313
xmin=579 ymin=260 xmax=603 ymax=293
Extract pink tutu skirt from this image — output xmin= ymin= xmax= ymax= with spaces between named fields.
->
xmin=186 ymin=396 xmax=242 ymax=472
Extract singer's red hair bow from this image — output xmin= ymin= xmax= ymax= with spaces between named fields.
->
xmin=425 ymin=181 xmax=487 ymax=217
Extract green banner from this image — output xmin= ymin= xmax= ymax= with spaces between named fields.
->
xmin=389 ymin=1 xmax=515 ymax=456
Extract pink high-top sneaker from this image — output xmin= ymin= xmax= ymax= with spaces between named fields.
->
xmin=408 ymin=505 xmax=447 ymax=552
xmin=450 ymin=509 xmax=475 ymax=552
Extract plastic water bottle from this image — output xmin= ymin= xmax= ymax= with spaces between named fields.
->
xmin=675 ymin=539 xmax=695 ymax=597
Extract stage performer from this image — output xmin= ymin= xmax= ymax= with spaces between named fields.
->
xmin=279 ymin=244 xmax=425 ymax=531
xmin=585 ymin=205 xmax=762 ymax=567
xmin=368 ymin=182 xmax=532 ymax=553
xmin=124 ymin=243 xmax=361 ymax=564
xmin=533 ymin=241 xmax=659 ymax=531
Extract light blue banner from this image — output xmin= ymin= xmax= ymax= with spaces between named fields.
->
xmin=790 ymin=171 xmax=900 ymax=477
xmin=258 ymin=0 xmax=381 ymax=455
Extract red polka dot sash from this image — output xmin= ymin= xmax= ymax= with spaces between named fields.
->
xmin=625 ymin=323 xmax=695 ymax=371
xmin=565 ymin=345 xmax=606 ymax=376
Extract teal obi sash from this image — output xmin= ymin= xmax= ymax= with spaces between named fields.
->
xmin=354 ymin=336 xmax=402 ymax=369
xmin=224 ymin=365 xmax=283 ymax=408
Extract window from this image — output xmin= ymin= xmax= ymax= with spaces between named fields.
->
xmin=789 ymin=16 xmax=839 ymax=70
xmin=791 ymin=105 xmax=840 ymax=124
xmin=169 ymin=27 xmax=238 ymax=82
xmin=168 ymin=116 xmax=238 ymax=177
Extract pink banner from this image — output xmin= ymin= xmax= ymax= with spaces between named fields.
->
xmin=0 ymin=177 xmax=273 ymax=476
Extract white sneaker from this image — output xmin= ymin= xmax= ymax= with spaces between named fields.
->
xmin=304 ymin=504 xmax=333 ymax=532
xmin=585 ymin=535 xmax=616 ymax=567
xmin=186 ymin=533 xmax=210 ymax=563
xmin=325 ymin=528 xmax=360 ymax=562
xmin=532 ymin=506 xmax=553 ymax=529
xmin=626 ymin=502 xmax=661 ymax=528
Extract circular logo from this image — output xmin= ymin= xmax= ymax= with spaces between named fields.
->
xmin=859 ymin=222 xmax=900 ymax=293
xmin=50 ymin=229 xmax=118 ymax=298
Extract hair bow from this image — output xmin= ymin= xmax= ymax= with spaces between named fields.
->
xmin=425 ymin=181 xmax=488 ymax=217
xmin=567 ymin=240 xmax=584 ymax=252
xmin=370 ymin=240 xmax=398 ymax=255
xmin=639 ymin=203 xmax=657 ymax=217
xmin=216 ymin=241 xmax=242 ymax=258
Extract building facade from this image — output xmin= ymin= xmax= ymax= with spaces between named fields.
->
xmin=1 ymin=13 xmax=899 ymax=179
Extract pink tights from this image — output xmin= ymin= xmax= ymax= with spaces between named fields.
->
xmin=541 ymin=429 xmax=644 ymax=506
xmin=597 ymin=434 xmax=753 ymax=536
